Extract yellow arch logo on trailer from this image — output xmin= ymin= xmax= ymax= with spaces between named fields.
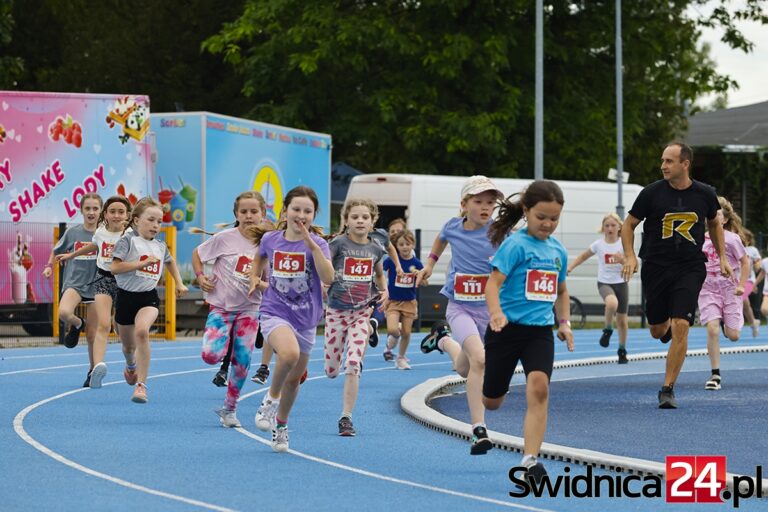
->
xmin=253 ymin=165 xmax=283 ymax=223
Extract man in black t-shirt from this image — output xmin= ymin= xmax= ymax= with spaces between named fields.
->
xmin=621 ymin=142 xmax=733 ymax=409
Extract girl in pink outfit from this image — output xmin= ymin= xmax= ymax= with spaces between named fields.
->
xmin=193 ymin=191 xmax=267 ymax=428
xmin=698 ymin=197 xmax=749 ymax=391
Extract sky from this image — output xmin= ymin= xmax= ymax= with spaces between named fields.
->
xmin=693 ymin=2 xmax=768 ymax=108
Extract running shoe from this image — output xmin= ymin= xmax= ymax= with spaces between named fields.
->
xmin=382 ymin=349 xmax=394 ymax=362
xmin=212 ymin=368 xmax=228 ymax=387
xmin=368 ymin=318 xmax=379 ymax=347
xmin=470 ymin=426 xmax=493 ymax=455
xmin=338 ymin=416 xmax=356 ymax=437
xmin=123 ymin=365 xmax=137 ymax=386
xmin=617 ymin=347 xmax=628 ymax=364
xmin=599 ymin=328 xmax=613 ymax=348
xmin=215 ymin=407 xmax=241 ymax=428
xmin=255 ymin=398 xmax=279 ymax=431
xmin=395 ymin=356 xmax=411 ymax=370
xmin=271 ymin=425 xmax=289 ymax=452
xmin=89 ymin=362 xmax=107 ymax=389
xmin=705 ymin=374 xmax=722 ymax=391
xmin=526 ymin=462 xmax=548 ymax=485
xmin=421 ymin=321 xmax=451 ymax=354
xmin=658 ymin=385 xmax=677 ymax=409
xmin=82 ymin=369 xmax=92 ymax=388
xmin=251 ymin=364 xmax=270 ymax=385
xmin=131 ymin=382 xmax=148 ymax=404
xmin=64 ymin=317 xmax=85 ymax=348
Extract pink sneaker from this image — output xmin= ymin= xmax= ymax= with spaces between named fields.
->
xmin=131 ymin=382 xmax=148 ymax=403
xmin=124 ymin=366 xmax=138 ymax=386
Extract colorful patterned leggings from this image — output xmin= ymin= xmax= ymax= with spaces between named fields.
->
xmin=201 ymin=306 xmax=259 ymax=409
xmin=324 ymin=306 xmax=371 ymax=377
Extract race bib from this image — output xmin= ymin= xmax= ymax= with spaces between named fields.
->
xmin=136 ymin=254 xmax=162 ymax=280
xmin=604 ymin=253 xmax=621 ymax=265
xmin=74 ymin=241 xmax=97 ymax=260
xmin=395 ymin=272 xmax=416 ymax=288
xmin=100 ymin=241 xmax=115 ymax=261
xmin=525 ymin=269 xmax=558 ymax=302
xmin=234 ymin=254 xmax=253 ymax=282
xmin=343 ymin=257 xmax=373 ymax=282
xmin=454 ymin=273 xmax=488 ymax=301
xmin=273 ymin=251 xmax=306 ymax=278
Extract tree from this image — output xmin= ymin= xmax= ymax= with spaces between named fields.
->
xmin=204 ymin=0 xmax=767 ymax=183
xmin=0 ymin=0 xmax=23 ymax=88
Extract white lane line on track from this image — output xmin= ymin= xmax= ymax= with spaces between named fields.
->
xmin=13 ymin=368 xmax=236 ymax=512
xmin=0 ymin=355 xmax=202 ymax=376
xmin=0 ymin=345 xmax=199 ymax=360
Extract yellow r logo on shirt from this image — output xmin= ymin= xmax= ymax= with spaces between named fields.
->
xmin=661 ymin=212 xmax=698 ymax=243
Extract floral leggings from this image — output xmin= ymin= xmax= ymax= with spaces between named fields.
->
xmin=201 ymin=306 xmax=259 ymax=410
xmin=324 ymin=306 xmax=371 ymax=378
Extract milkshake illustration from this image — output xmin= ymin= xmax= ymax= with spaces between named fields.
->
xmin=169 ymin=193 xmax=188 ymax=230
xmin=178 ymin=178 xmax=197 ymax=222
xmin=9 ymin=233 xmax=27 ymax=304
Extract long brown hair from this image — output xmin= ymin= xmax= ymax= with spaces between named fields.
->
xmin=97 ymin=195 xmax=132 ymax=230
xmin=718 ymin=196 xmax=745 ymax=242
xmin=244 ymin=186 xmax=324 ymax=245
xmin=488 ymin=180 xmax=564 ymax=247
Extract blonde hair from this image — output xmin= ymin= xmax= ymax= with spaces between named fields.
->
xmin=232 ymin=190 xmax=267 ymax=227
xmin=126 ymin=196 xmax=163 ymax=234
xmin=718 ymin=196 xmax=745 ymax=241
xmin=337 ymin=198 xmax=379 ymax=236
xmin=599 ymin=212 xmax=623 ymax=233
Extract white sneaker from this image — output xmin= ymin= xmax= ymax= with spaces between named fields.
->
xmin=255 ymin=398 xmax=279 ymax=431
xmin=89 ymin=362 xmax=108 ymax=389
xmin=704 ymin=374 xmax=722 ymax=391
xmin=271 ymin=425 xmax=289 ymax=452
xmin=395 ymin=356 xmax=411 ymax=370
xmin=215 ymin=407 xmax=241 ymax=428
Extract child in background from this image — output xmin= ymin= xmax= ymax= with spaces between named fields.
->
xmin=45 ymin=193 xmax=102 ymax=387
xmin=741 ymin=229 xmax=761 ymax=337
xmin=249 ymin=186 xmax=334 ymax=452
xmin=56 ymin=195 xmax=131 ymax=388
xmin=567 ymin=213 xmax=629 ymax=363
xmin=699 ymin=197 xmax=749 ymax=391
xmin=193 ymin=191 xmax=266 ymax=427
xmin=387 ymin=218 xmax=407 ymax=239
xmin=418 ymin=175 xmax=503 ymax=455
xmin=324 ymin=198 xmax=388 ymax=436
xmin=483 ymin=180 xmax=574 ymax=485
xmin=111 ymin=197 xmax=188 ymax=403
xmin=382 ymin=230 xmax=423 ymax=368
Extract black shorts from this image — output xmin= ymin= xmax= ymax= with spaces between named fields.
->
xmin=94 ymin=270 xmax=119 ymax=302
xmin=483 ymin=323 xmax=554 ymax=399
xmin=641 ymin=260 xmax=706 ymax=326
xmin=115 ymin=289 xmax=160 ymax=326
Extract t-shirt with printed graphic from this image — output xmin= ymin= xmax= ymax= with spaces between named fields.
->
xmin=196 ymin=227 xmax=262 ymax=312
xmin=384 ymin=254 xmax=423 ymax=301
xmin=702 ymin=230 xmax=745 ymax=279
xmin=588 ymin=238 xmax=624 ymax=284
xmin=112 ymin=231 xmax=172 ymax=292
xmin=53 ymin=224 xmax=97 ymax=297
xmin=628 ymin=179 xmax=719 ymax=266
xmin=438 ymin=217 xmax=495 ymax=307
xmin=258 ymin=230 xmax=331 ymax=330
xmin=327 ymin=234 xmax=386 ymax=310
xmin=491 ymin=228 xmax=568 ymax=326
xmin=92 ymin=226 xmax=132 ymax=272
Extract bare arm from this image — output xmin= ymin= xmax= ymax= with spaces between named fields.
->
xmin=248 ymin=252 xmax=269 ymax=295
xmin=620 ymin=214 xmax=641 ymax=281
xmin=707 ymin=218 xmax=734 ymax=279
xmin=486 ymin=269 xmax=508 ymax=332
xmin=416 ymin=236 xmax=448 ymax=286
xmin=165 ymin=259 xmax=188 ymax=297
xmin=55 ymin=242 xmax=98 ymax=263
xmin=386 ymin=242 xmax=403 ymax=275
xmin=192 ymin=248 xmax=215 ymax=293
xmin=110 ymin=256 xmax=159 ymax=275
xmin=737 ymin=254 xmax=749 ymax=295
xmin=555 ymin=282 xmax=574 ymax=351
xmin=567 ymin=249 xmax=594 ymax=274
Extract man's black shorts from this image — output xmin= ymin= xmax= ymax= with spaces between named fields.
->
xmin=641 ymin=260 xmax=706 ymax=326
xmin=483 ymin=323 xmax=554 ymax=399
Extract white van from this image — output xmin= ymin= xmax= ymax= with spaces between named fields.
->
xmin=345 ymin=174 xmax=645 ymax=322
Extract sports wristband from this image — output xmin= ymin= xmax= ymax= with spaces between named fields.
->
xmin=559 ymin=319 xmax=571 ymax=327
xmin=428 ymin=252 xmax=439 ymax=263
xmin=195 ymin=271 xmax=204 ymax=278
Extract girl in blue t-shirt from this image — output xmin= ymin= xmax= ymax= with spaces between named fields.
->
xmin=418 ymin=175 xmax=503 ymax=456
xmin=484 ymin=180 xmax=574 ymax=485
xmin=382 ymin=230 xmax=423 ymax=368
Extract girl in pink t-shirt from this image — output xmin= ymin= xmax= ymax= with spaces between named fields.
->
xmin=193 ymin=191 xmax=266 ymax=428
xmin=698 ymin=196 xmax=749 ymax=392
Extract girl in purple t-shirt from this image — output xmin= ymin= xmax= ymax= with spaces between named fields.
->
xmin=248 ymin=186 xmax=334 ymax=453
xmin=699 ymin=196 xmax=749 ymax=392
xmin=193 ymin=191 xmax=267 ymax=428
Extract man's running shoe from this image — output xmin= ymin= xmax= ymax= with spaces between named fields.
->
xmin=658 ymin=385 xmax=677 ymax=409
xmin=271 ymin=425 xmax=289 ymax=452
xmin=212 ymin=368 xmax=228 ymax=387
xmin=89 ymin=362 xmax=107 ymax=389
xmin=599 ymin=328 xmax=613 ymax=348
xmin=338 ymin=416 xmax=356 ymax=437
xmin=64 ymin=317 xmax=85 ymax=348
xmin=421 ymin=321 xmax=451 ymax=354
xmin=705 ymin=374 xmax=722 ymax=391
xmin=470 ymin=426 xmax=493 ymax=455
xmin=617 ymin=347 xmax=628 ymax=364
xmin=215 ymin=407 xmax=241 ymax=428
xmin=251 ymin=364 xmax=270 ymax=385
xmin=82 ymin=369 xmax=92 ymax=388
xmin=368 ymin=318 xmax=379 ymax=347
